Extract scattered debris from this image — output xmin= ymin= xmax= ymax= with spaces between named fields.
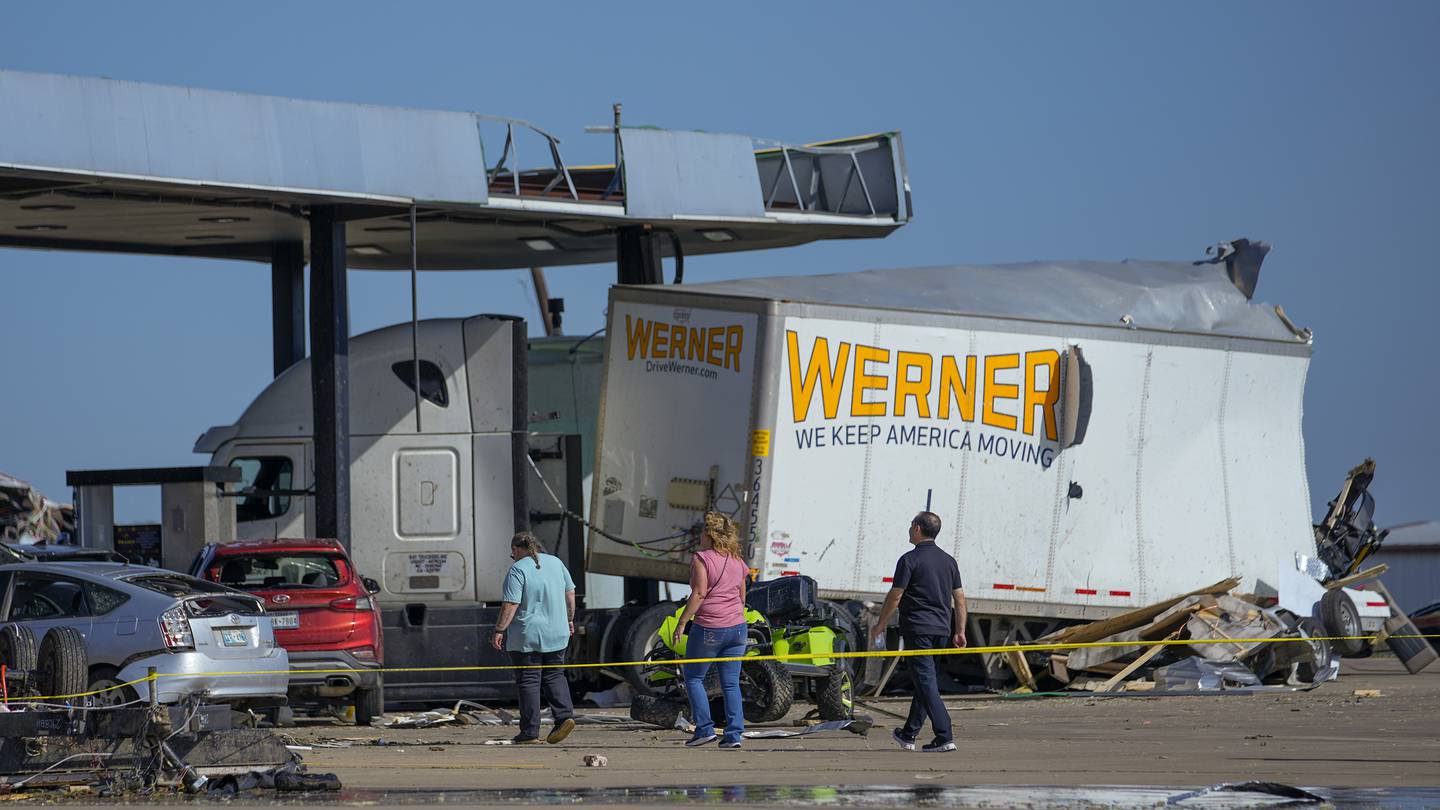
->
xmin=739 ymin=717 xmax=872 ymax=739
xmin=1352 ymin=689 xmax=1383 ymax=698
xmin=584 ymin=683 xmax=632 ymax=708
xmin=384 ymin=700 xmax=513 ymax=729
xmin=582 ymin=755 xmax=608 ymax=767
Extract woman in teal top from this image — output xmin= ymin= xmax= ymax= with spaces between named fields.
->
xmin=492 ymin=532 xmax=577 ymax=745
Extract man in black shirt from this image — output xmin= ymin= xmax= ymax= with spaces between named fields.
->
xmin=869 ymin=511 xmax=967 ymax=753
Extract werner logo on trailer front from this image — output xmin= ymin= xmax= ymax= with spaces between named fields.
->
xmin=624 ymin=312 xmax=746 ymax=380
xmin=785 ymin=329 xmax=1064 ymax=469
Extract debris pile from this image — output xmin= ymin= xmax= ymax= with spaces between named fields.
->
xmin=1021 ymin=578 xmax=1336 ymax=693
xmin=0 ymin=472 xmax=74 ymax=544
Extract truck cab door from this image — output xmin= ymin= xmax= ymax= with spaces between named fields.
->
xmin=219 ymin=444 xmax=308 ymax=540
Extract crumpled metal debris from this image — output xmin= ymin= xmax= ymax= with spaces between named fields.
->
xmin=1152 ymin=657 xmax=1261 ymax=691
xmin=740 ymin=717 xmax=872 ymax=739
xmin=383 ymin=700 xmax=512 ymax=729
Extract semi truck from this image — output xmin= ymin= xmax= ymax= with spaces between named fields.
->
xmin=179 ymin=240 xmax=1386 ymax=705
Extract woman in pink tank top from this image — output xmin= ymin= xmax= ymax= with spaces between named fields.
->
xmin=672 ymin=512 xmax=748 ymax=748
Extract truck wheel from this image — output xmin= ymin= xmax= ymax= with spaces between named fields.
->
xmin=1295 ymin=618 xmax=1334 ymax=683
xmin=815 ymin=665 xmax=854 ymax=720
xmin=1320 ymin=590 xmax=1368 ymax=658
xmin=35 ymin=627 xmax=88 ymax=701
xmin=738 ymin=659 xmax=793 ymax=723
xmin=622 ymin=601 xmax=680 ymax=697
xmin=355 ymin=676 xmax=385 ymax=726
xmin=0 ymin=625 xmax=37 ymax=690
xmin=819 ymin=600 xmax=861 ymax=655
xmin=630 ymin=693 xmax=686 ymax=729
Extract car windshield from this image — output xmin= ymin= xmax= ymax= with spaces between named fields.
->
xmin=212 ymin=554 xmax=345 ymax=590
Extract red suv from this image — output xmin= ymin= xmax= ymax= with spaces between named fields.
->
xmin=191 ymin=538 xmax=385 ymax=724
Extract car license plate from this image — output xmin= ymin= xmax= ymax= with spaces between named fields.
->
xmin=271 ymin=611 xmax=300 ymax=630
xmin=220 ymin=628 xmax=249 ymax=647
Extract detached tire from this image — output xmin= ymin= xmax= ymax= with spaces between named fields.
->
xmin=738 ymin=659 xmax=793 ymax=723
xmin=816 ymin=665 xmax=855 ymax=720
xmin=355 ymin=675 xmax=384 ymax=726
xmin=0 ymin=625 xmax=37 ymax=689
xmin=621 ymin=601 xmax=680 ymax=697
xmin=1320 ymin=590 xmax=1368 ymax=658
xmin=36 ymin=627 xmax=88 ymax=701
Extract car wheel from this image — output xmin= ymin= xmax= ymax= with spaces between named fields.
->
xmin=355 ymin=676 xmax=385 ymax=726
xmin=621 ymin=601 xmax=680 ymax=697
xmin=737 ymin=659 xmax=793 ymax=723
xmin=86 ymin=667 xmax=141 ymax=706
xmin=0 ymin=625 xmax=37 ymax=692
xmin=1320 ymin=590 xmax=1368 ymax=658
xmin=35 ymin=627 xmax=88 ymax=702
xmin=816 ymin=665 xmax=855 ymax=720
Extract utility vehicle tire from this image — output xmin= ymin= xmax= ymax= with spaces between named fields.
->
xmin=1295 ymin=618 xmax=1334 ymax=683
xmin=738 ymin=659 xmax=793 ymax=723
xmin=630 ymin=693 xmax=686 ymax=729
xmin=86 ymin=666 xmax=141 ymax=706
xmin=1320 ymin=590 xmax=1368 ymax=658
xmin=36 ymin=627 xmax=88 ymax=701
xmin=0 ymin=625 xmax=37 ymax=687
xmin=355 ymin=676 xmax=384 ymax=726
xmin=621 ymin=601 xmax=680 ymax=696
xmin=816 ymin=665 xmax=855 ymax=720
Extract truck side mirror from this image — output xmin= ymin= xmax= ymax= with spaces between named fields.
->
xmin=362 ymin=576 xmax=381 ymax=595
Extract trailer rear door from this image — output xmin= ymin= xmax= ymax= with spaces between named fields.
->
xmin=588 ymin=299 xmax=759 ymax=581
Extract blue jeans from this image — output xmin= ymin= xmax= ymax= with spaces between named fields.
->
xmin=682 ymin=621 xmax=746 ymax=743
xmin=901 ymin=633 xmax=954 ymax=745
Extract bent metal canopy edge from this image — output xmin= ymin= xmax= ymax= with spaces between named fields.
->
xmin=0 ymin=70 xmax=910 ymax=270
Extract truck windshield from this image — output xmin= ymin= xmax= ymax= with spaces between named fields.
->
xmin=211 ymin=554 xmax=345 ymax=590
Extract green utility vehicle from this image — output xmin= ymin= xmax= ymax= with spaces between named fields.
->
xmin=625 ymin=576 xmax=858 ymax=725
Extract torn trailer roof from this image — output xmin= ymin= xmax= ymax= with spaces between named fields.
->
xmin=667 ymin=249 xmax=1308 ymax=345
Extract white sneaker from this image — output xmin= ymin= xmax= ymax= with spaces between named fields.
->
xmin=891 ymin=729 xmax=916 ymax=751
xmin=922 ymin=740 xmax=957 ymax=753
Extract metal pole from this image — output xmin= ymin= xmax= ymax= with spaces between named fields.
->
xmin=410 ymin=205 xmax=421 ymax=434
xmin=530 ymin=266 xmax=554 ymax=336
xmin=612 ymin=103 xmax=622 ymax=196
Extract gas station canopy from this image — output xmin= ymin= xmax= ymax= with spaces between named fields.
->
xmin=0 ymin=70 xmax=910 ymax=270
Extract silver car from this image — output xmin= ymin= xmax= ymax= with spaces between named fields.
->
xmin=0 ymin=562 xmax=289 ymax=706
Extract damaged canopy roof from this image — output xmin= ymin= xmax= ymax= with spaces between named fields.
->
xmin=670 ymin=246 xmax=1307 ymax=343
xmin=0 ymin=70 xmax=909 ymax=270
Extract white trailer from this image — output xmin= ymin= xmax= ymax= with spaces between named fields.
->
xmin=588 ymin=252 xmax=1389 ymax=651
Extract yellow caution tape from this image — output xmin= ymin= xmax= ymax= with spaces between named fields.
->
xmin=6 ymin=632 xmax=1437 ymax=703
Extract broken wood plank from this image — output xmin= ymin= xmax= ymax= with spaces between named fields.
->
xmin=1325 ymin=564 xmax=1388 ymax=591
xmin=1040 ymin=578 xmax=1241 ymax=646
xmin=1094 ymin=630 xmax=1181 ymax=693
xmin=1048 ymin=654 xmax=1071 ymax=685
xmin=1004 ymin=648 xmax=1037 ymax=691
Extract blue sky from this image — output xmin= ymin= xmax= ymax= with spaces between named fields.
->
xmin=3 ymin=1 xmax=1436 ymax=526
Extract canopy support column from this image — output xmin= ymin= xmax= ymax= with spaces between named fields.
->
xmin=309 ymin=206 xmax=351 ymax=550
xmin=616 ymin=225 xmax=663 ymax=285
xmin=270 ymin=242 xmax=306 ymax=377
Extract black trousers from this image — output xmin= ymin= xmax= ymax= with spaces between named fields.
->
xmin=510 ymin=649 xmax=574 ymax=739
xmin=900 ymin=633 xmax=954 ymax=745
